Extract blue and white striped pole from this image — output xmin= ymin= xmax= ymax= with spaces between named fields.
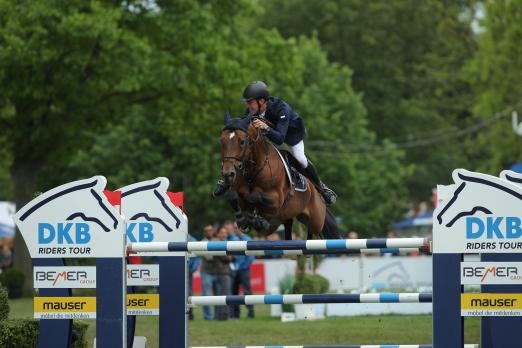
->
xmin=188 ymin=293 xmax=432 ymax=306
xmin=191 ymin=345 xmax=479 ymax=348
xmin=188 ymin=247 xmax=427 ymax=257
xmin=129 ymin=238 xmax=428 ymax=254
xmin=191 ymin=344 xmax=479 ymax=348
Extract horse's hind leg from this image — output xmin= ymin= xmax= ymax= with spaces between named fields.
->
xmin=283 ymin=220 xmax=293 ymax=240
xmin=224 ymin=189 xmax=248 ymax=230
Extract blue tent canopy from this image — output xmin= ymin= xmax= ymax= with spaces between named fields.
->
xmin=392 ymin=210 xmax=433 ymax=229
xmin=510 ymin=163 xmax=522 ymax=173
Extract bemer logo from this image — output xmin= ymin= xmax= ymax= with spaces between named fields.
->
xmin=462 ymin=266 xmax=518 ymax=283
xmin=34 ymin=270 xmax=95 ymax=286
xmin=127 ymin=269 xmax=151 ymax=279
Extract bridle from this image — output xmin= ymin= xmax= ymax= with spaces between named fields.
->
xmin=222 ymin=120 xmax=275 ymax=186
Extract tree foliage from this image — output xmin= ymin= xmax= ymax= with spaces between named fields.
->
xmin=464 ymin=0 xmax=522 ymax=173
xmin=260 ymin=0 xmax=477 ymax=199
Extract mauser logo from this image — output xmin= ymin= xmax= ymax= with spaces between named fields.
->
xmin=35 ymin=271 xmax=94 ymax=286
xmin=462 ymin=266 xmax=519 ymax=283
xmin=470 ymin=298 xmax=517 ymax=307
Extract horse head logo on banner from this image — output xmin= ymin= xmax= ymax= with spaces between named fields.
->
xmin=433 ymin=169 xmax=522 ymax=254
xmin=14 ymin=176 xmax=125 ymax=258
xmin=119 ymin=178 xmax=187 ymax=256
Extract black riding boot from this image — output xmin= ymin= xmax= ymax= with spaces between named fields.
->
xmin=304 ymin=162 xmax=337 ymax=205
xmin=212 ymin=179 xmax=229 ymax=197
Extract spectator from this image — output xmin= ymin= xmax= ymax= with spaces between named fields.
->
xmin=386 ymin=231 xmax=399 ymax=257
xmin=230 ymin=224 xmax=255 ymax=319
xmin=200 ymin=224 xmax=217 ymax=320
xmin=0 ymin=238 xmax=13 ymax=270
xmin=347 ymin=231 xmax=359 ymax=239
xmin=224 ymin=220 xmax=239 ymax=241
xmin=212 ymin=226 xmax=233 ymax=320
xmin=187 ymin=234 xmax=200 ymax=320
xmin=260 ymin=232 xmax=283 ymax=259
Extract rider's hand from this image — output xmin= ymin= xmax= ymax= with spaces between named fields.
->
xmin=253 ymin=119 xmax=269 ymax=130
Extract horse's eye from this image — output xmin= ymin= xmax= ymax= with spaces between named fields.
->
xmin=240 ymin=140 xmax=246 ymax=146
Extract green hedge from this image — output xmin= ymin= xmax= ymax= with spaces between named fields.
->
xmin=0 ymin=318 xmax=89 ymax=348
xmin=0 ymin=269 xmax=25 ymax=299
xmin=0 ymin=286 xmax=9 ymax=321
xmin=293 ymin=273 xmax=329 ymax=294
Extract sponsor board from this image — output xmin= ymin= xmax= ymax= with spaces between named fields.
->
xmin=35 ymin=264 xmax=160 ymax=288
xmin=34 ymin=294 xmax=160 ymax=319
xmin=433 ymin=169 xmax=522 ymax=254
xmin=461 ymin=262 xmax=522 ymax=285
xmin=119 ymin=178 xmax=187 ymax=256
xmin=461 ymin=293 xmax=522 ymax=316
xmin=34 ymin=266 xmax=97 ymax=288
xmin=34 ymin=297 xmax=96 ymax=319
xmin=127 ymin=264 xmax=159 ymax=286
xmin=127 ymin=294 xmax=159 ymax=316
xmin=14 ymin=177 xmax=126 ymax=258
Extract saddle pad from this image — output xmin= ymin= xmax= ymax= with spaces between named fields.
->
xmin=272 ymin=144 xmax=308 ymax=192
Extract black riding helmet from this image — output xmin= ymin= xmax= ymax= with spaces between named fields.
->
xmin=242 ymin=81 xmax=270 ymax=101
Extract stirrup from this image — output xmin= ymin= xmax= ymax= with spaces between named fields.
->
xmin=212 ymin=180 xmax=229 ymax=197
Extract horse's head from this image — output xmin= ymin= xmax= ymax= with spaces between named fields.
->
xmin=220 ymin=111 xmax=258 ymax=185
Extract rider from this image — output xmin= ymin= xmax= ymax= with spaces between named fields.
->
xmin=214 ymin=81 xmax=337 ymax=205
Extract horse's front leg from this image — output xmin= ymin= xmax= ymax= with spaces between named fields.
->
xmin=224 ymin=189 xmax=248 ymax=231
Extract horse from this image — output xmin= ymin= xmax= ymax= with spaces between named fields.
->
xmin=219 ymin=112 xmax=340 ymax=240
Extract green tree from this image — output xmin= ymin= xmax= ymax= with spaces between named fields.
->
xmin=464 ymin=0 xmax=522 ymax=173
xmin=261 ymin=0 xmax=477 ymax=201
xmin=0 ymin=0 xmax=167 ymax=291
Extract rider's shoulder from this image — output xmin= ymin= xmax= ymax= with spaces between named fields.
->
xmin=268 ymin=97 xmax=292 ymax=111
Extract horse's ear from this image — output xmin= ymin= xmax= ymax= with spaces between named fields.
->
xmin=224 ymin=110 xmax=232 ymax=126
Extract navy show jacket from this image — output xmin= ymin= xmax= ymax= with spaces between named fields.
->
xmin=243 ymin=97 xmax=305 ymax=146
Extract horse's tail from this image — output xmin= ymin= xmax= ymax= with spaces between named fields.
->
xmin=321 ymin=208 xmax=341 ymax=239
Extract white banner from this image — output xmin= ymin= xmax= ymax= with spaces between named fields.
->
xmin=461 ymin=262 xmax=522 ymax=285
xmin=14 ymin=177 xmax=125 ymax=258
xmin=433 ymin=169 xmax=522 ymax=254
xmin=119 ymin=178 xmax=187 ymax=256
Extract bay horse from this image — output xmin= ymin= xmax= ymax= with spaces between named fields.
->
xmin=220 ymin=112 xmax=340 ymax=240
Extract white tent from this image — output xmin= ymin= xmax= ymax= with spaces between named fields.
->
xmin=0 ymin=201 xmax=15 ymax=238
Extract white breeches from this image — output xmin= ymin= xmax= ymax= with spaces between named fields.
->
xmin=289 ymin=141 xmax=308 ymax=168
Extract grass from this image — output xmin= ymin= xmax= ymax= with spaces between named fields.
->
xmin=8 ymin=298 xmax=481 ymax=347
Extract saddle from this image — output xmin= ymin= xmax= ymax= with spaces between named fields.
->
xmin=272 ymin=146 xmax=308 ymax=192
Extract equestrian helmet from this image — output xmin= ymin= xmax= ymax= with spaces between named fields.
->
xmin=242 ymin=81 xmax=270 ymax=101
